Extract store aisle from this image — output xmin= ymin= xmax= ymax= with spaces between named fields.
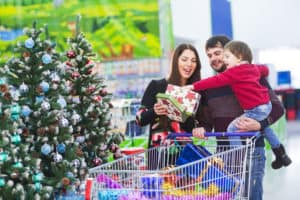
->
xmin=264 ymin=121 xmax=300 ymax=200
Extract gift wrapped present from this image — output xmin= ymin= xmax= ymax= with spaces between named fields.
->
xmin=156 ymin=93 xmax=188 ymax=122
xmin=156 ymin=84 xmax=201 ymax=122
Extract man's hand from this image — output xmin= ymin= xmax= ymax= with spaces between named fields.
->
xmin=235 ymin=117 xmax=261 ymax=132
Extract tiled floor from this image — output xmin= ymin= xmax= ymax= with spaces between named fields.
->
xmin=264 ymin=120 xmax=300 ymax=200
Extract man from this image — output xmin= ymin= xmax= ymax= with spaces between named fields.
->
xmin=194 ymin=35 xmax=285 ymax=200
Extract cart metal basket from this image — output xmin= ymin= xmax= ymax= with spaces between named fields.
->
xmin=88 ymin=132 xmax=258 ymax=200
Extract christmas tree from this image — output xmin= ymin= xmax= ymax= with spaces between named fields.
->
xmin=0 ymin=78 xmax=30 ymax=198
xmin=63 ymin=15 xmax=123 ymax=169
xmin=0 ymin=17 xmax=124 ymax=199
xmin=0 ymin=22 xmax=80 ymax=199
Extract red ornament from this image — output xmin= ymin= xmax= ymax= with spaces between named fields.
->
xmin=108 ymin=102 xmax=114 ymax=108
xmin=66 ymin=50 xmax=76 ymax=58
xmin=113 ymin=149 xmax=123 ymax=160
xmin=87 ymin=68 xmax=93 ymax=75
xmin=22 ymin=128 xmax=30 ymax=137
xmin=62 ymin=177 xmax=71 ymax=186
xmin=23 ymin=51 xmax=30 ymax=58
xmin=35 ymin=86 xmax=43 ymax=94
xmin=93 ymin=95 xmax=102 ymax=102
xmin=70 ymin=89 xmax=77 ymax=96
xmin=4 ymin=92 xmax=12 ymax=101
xmin=65 ymin=61 xmax=73 ymax=67
xmin=99 ymin=89 xmax=108 ymax=96
xmin=0 ymin=84 xmax=8 ymax=93
xmin=110 ymin=143 xmax=118 ymax=153
xmin=86 ymin=85 xmax=96 ymax=93
xmin=71 ymin=71 xmax=80 ymax=79
xmin=92 ymin=157 xmax=102 ymax=166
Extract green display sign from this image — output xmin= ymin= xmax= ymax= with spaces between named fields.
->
xmin=0 ymin=0 xmax=163 ymax=62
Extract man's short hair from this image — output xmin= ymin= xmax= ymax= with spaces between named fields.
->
xmin=205 ymin=35 xmax=231 ymax=50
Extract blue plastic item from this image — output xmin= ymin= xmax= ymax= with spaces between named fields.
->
xmin=176 ymin=143 xmax=211 ymax=166
xmin=141 ymin=176 xmax=163 ymax=198
xmin=175 ymin=143 xmax=239 ymax=192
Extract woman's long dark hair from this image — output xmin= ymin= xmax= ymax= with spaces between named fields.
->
xmin=160 ymin=44 xmax=202 ymax=131
xmin=167 ymin=43 xmax=201 ymax=85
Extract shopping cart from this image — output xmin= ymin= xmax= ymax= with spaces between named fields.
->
xmin=88 ymin=132 xmax=259 ymax=200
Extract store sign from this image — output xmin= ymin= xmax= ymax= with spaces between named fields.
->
xmin=210 ymin=0 xmax=233 ymax=38
xmin=0 ymin=0 xmax=164 ymax=60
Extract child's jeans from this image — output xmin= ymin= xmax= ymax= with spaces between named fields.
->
xmin=228 ymin=101 xmax=281 ymax=148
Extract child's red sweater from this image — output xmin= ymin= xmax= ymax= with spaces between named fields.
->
xmin=193 ymin=64 xmax=269 ymax=110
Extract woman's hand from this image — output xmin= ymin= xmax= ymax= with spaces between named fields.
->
xmin=192 ymin=127 xmax=207 ymax=139
xmin=235 ymin=116 xmax=261 ymax=131
xmin=154 ymin=102 xmax=168 ymax=116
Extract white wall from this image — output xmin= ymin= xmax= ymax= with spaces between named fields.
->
xmin=171 ymin=0 xmax=300 ymax=49
xmin=231 ymin=0 xmax=300 ymax=49
xmin=171 ymin=0 xmax=211 ymax=41
xmin=232 ymin=0 xmax=300 ymax=88
xmin=170 ymin=0 xmax=213 ymax=78
xmin=171 ymin=0 xmax=300 ymax=87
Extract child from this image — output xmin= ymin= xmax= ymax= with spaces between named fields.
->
xmin=186 ymin=40 xmax=291 ymax=169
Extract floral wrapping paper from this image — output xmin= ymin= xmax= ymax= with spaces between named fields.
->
xmin=156 ymin=84 xmax=201 ymax=122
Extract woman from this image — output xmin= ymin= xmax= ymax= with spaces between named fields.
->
xmin=136 ymin=43 xmax=207 ymax=169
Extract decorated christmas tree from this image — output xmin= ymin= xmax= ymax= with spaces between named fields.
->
xmin=63 ymin=15 xmax=123 ymax=169
xmin=0 ymin=22 xmax=80 ymax=199
xmin=0 ymin=78 xmax=31 ymax=198
xmin=0 ymin=17 xmax=124 ymax=199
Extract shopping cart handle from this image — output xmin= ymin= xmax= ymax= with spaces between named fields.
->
xmin=167 ymin=131 xmax=260 ymax=139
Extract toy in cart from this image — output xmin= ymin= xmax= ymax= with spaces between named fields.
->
xmin=88 ymin=131 xmax=258 ymax=200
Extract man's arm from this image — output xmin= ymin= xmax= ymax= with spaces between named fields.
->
xmin=194 ymin=92 xmax=214 ymax=132
xmin=196 ymin=105 xmax=213 ymax=132
xmin=236 ymin=77 xmax=284 ymax=132
xmin=260 ymin=77 xmax=285 ymax=129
